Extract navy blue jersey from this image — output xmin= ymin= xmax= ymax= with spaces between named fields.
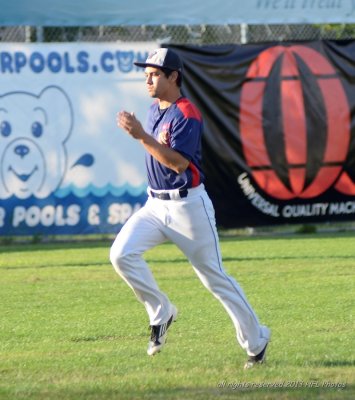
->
xmin=145 ymin=97 xmax=205 ymax=190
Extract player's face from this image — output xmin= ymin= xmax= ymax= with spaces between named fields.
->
xmin=144 ymin=67 xmax=169 ymax=99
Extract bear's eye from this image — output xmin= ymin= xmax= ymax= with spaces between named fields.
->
xmin=32 ymin=121 xmax=43 ymax=138
xmin=0 ymin=121 xmax=11 ymax=137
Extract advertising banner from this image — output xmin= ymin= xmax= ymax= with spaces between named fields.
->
xmin=2 ymin=0 xmax=355 ymax=26
xmin=170 ymin=42 xmax=355 ymax=227
xmin=0 ymin=42 xmax=157 ymax=235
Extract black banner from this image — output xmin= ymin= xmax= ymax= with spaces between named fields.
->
xmin=168 ymin=42 xmax=355 ymax=227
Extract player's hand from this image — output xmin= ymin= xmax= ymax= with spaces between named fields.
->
xmin=116 ymin=111 xmax=146 ymax=140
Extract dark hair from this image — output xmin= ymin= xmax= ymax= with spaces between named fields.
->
xmin=161 ymin=67 xmax=183 ymax=87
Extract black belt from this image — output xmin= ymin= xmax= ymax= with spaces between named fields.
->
xmin=150 ymin=188 xmax=188 ymax=200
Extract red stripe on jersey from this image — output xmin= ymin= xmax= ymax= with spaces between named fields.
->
xmin=176 ymin=98 xmax=202 ymax=121
xmin=189 ymin=161 xmax=200 ymax=187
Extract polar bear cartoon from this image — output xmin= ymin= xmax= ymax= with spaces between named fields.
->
xmin=0 ymin=86 xmax=73 ymax=199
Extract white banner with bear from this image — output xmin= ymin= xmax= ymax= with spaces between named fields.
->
xmin=0 ymin=42 xmax=157 ymax=235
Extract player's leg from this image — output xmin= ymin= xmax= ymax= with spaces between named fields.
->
xmin=165 ymin=188 xmax=270 ymax=357
xmin=110 ymin=199 xmax=174 ymax=326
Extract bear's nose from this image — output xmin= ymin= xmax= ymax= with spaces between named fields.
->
xmin=14 ymin=144 xmax=30 ymax=158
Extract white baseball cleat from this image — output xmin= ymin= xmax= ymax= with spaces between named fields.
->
xmin=147 ymin=305 xmax=178 ymax=356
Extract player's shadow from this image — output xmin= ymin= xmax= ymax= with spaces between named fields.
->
xmin=222 ymin=254 xmax=355 ymax=262
xmin=308 ymin=359 xmax=354 ymax=367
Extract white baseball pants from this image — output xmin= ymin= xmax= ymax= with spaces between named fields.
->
xmin=110 ymin=184 xmax=270 ymax=356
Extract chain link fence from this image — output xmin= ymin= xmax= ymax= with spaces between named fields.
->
xmin=1 ymin=24 xmax=355 ymax=44
xmin=1 ymin=23 xmax=355 ymax=238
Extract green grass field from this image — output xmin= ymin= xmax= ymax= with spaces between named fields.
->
xmin=0 ymin=232 xmax=354 ymax=400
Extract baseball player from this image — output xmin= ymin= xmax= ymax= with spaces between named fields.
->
xmin=110 ymin=48 xmax=270 ymax=369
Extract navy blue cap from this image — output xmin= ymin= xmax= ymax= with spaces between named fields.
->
xmin=134 ymin=48 xmax=182 ymax=72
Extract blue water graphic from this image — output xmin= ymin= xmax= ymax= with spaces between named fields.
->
xmin=55 ymin=183 xmax=147 ymax=198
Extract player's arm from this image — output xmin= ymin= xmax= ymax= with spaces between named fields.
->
xmin=140 ymin=133 xmax=189 ymax=174
xmin=117 ymin=110 xmax=189 ymax=174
